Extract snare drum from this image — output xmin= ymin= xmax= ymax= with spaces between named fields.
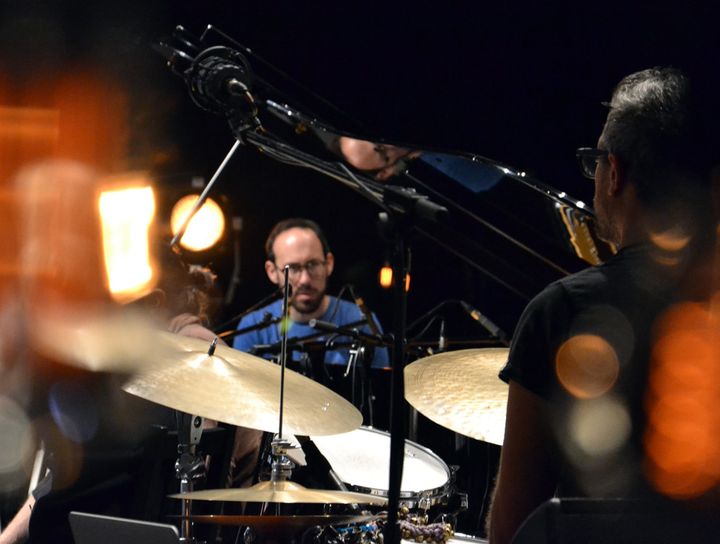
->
xmin=311 ymin=426 xmax=451 ymax=509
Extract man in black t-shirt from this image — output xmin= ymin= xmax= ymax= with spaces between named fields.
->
xmin=487 ymin=68 xmax=718 ymax=543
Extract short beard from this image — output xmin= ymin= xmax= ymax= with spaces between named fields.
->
xmin=291 ymin=292 xmax=324 ymax=316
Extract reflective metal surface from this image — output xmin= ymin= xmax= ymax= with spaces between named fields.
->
xmin=123 ymin=332 xmax=362 ymax=436
xmin=169 ymin=480 xmax=388 ymax=505
xmin=404 ymin=348 xmax=509 ymax=445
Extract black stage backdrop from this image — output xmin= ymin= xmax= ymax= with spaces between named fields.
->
xmin=1 ymin=0 xmax=719 ymax=534
xmin=1 ymin=0 xmax=718 ymax=334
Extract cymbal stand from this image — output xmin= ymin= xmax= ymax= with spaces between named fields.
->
xmin=175 ymin=337 xmax=220 ymax=542
xmin=343 ymin=343 xmax=374 ymax=426
xmin=175 ymin=410 xmax=205 ymax=542
xmin=260 ymin=265 xmax=296 ymax=517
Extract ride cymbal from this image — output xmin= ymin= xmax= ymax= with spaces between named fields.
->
xmin=169 ymin=480 xmax=387 ymax=505
xmin=404 ymin=348 xmax=509 ymax=445
xmin=123 ymin=332 xmax=362 ymax=436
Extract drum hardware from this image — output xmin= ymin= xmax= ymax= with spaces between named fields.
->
xmin=404 ymin=348 xmax=509 ymax=445
xmin=311 ymin=427 xmax=452 ymax=511
xmin=170 ymin=272 xmax=386 ymax=543
xmin=175 ymin=410 xmax=208 ymax=543
xmin=307 ymin=319 xmax=387 ymax=431
xmin=169 ymin=482 xmax=387 ymax=505
xmin=214 ymin=288 xmax=283 ymax=337
xmin=397 ymin=506 xmax=454 ymax=544
xmin=168 ymin=514 xmax=381 ymax=541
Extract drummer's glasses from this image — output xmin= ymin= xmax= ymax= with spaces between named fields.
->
xmin=576 ymin=147 xmax=609 ymax=180
xmin=276 ymin=260 xmax=327 ymax=279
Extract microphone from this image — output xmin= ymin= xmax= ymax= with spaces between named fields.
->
xmin=438 ymin=319 xmax=447 ymax=352
xmin=350 ymin=287 xmax=381 ymax=336
xmin=460 ymin=301 xmax=508 ymax=345
xmin=184 ymin=46 xmax=256 ymax=117
xmin=308 ymin=319 xmax=386 ymax=346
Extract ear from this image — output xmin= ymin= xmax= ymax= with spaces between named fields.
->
xmin=607 ymin=153 xmax=626 ymax=196
xmin=265 ymin=260 xmax=279 ymax=284
xmin=325 ymin=252 xmax=335 ymax=277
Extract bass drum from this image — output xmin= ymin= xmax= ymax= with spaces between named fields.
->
xmin=311 ymin=426 xmax=451 ymax=509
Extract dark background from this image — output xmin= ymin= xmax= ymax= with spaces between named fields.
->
xmin=1 ymin=0 xmax=719 ymax=535
xmin=1 ymin=0 xmax=718 ymax=336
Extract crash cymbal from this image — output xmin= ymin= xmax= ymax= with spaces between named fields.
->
xmin=32 ymin=310 xmax=170 ymax=373
xmin=169 ymin=480 xmax=387 ymax=505
xmin=122 ymin=332 xmax=362 ymax=436
xmin=404 ymin=348 xmax=509 ymax=445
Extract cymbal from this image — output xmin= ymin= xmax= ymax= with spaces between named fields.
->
xmin=169 ymin=480 xmax=387 ymax=505
xmin=404 ymin=348 xmax=509 ymax=445
xmin=32 ymin=311 xmax=171 ymax=373
xmin=171 ymin=514 xmax=379 ymax=535
xmin=123 ymin=332 xmax=362 ymax=436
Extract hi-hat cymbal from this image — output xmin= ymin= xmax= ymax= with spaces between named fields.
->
xmin=404 ymin=348 xmax=509 ymax=445
xmin=170 ymin=514 xmax=380 ymax=540
xmin=171 ymin=513 xmax=380 ymax=531
xmin=169 ymin=480 xmax=388 ymax=505
xmin=122 ymin=332 xmax=362 ymax=436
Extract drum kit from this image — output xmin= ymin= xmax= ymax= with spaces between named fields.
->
xmin=42 ymin=315 xmax=507 ymax=543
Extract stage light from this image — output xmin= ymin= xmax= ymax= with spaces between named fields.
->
xmin=378 ymin=263 xmax=411 ymax=291
xmin=379 ymin=263 xmax=393 ymax=288
xmin=170 ymin=194 xmax=226 ymax=251
xmin=98 ymin=183 xmax=156 ymax=303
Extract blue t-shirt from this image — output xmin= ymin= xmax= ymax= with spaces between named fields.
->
xmin=232 ymin=296 xmax=390 ymax=368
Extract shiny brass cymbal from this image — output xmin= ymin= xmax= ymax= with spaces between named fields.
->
xmin=404 ymin=348 xmax=509 ymax=445
xmin=171 ymin=513 xmax=380 ymax=533
xmin=169 ymin=480 xmax=388 ymax=505
xmin=122 ymin=332 xmax=362 ymax=436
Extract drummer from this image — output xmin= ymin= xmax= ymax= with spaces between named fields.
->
xmin=232 ymin=218 xmax=389 ymax=371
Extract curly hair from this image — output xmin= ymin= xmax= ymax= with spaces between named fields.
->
xmin=154 ymin=245 xmax=218 ymax=325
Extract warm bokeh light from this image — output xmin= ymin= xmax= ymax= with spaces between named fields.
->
xmin=99 ymin=184 xmax=156 ymax=302
xmin=568 ymin=396 xmax=632 ymax=457
xmin=648 ymin=227 xmax=692 ymax=267
xmin=555 ymin=334 xmax=620 ymax=399
xmin=379 ymin=264 xmax=393 ymax=288
xmin=378 ymin=265 xmax=410 ymax=291
xmin=170 ymin=194 xmax=226 ymax=251
xmin=649 ymin=228 xmax=691 ymax=252
xmin=0 ymin=396 xmax=35 ymax=493
xmin=644 ymin=302 xmax=720 ymax=499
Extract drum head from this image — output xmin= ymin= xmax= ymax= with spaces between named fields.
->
xmin=312 ymin=427 xmax=449 ymax=497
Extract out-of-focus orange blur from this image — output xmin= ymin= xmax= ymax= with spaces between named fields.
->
xmin=555 ymin=334 xmax=620 ymax=399
xmin=0 ymin=71 xmax=129 ymax=308
xmin=644 ymin=302 xmax=720 ymax=499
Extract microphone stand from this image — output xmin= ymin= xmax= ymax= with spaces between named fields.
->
xmin=162 ymin=38 xmax=446 ymax=541
xmin=213 ymin=289 xmax=282 ymax=334
xmin=170 ymin=139 xmax=242 ymax=250
xmin=217 ymin=313 xmax=281 ymax=342
xmin=382 ymin=212 xmax=411 ymax=544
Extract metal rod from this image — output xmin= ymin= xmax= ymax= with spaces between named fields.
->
xmin=384 ymin=239 xmax=409 ymax=544
xmin=278 ymin=266 xmax=291 ymax=439
xmin=170 ymin=138 xmax=242 ymax=248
